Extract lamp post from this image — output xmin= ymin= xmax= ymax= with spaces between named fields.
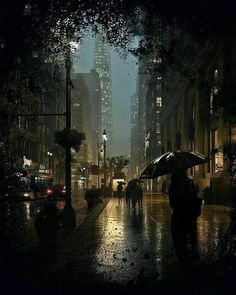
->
xmin=47 ymin=151 xmax=53 ymax=174
xmin=102 ymin=130 xmax=107 ymax=187
xmin=65 ymin=46 xmax=72 ymax=205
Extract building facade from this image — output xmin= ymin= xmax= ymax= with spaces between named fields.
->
xmin=0 ymin=53 xmax=66 ymax=187
xmin=94 ymin=38 xmax=113 ymax=155
xmin=129 ymin=34 xmax=163 ymax=191
xmin=160 ymin=28 xmax=236 ymax=204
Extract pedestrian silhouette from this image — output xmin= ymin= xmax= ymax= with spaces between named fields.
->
xmin=125 ymin=185 xmax=131 ymax=207
xmin=128 ymin=181 xmax=139 ymax=210
xmin=117 ymin=182 xmax=123 ymax=204
xmin=168 ymin=169 xmax=202 ymax=263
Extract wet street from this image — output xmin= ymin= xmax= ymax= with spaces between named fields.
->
xmin=0 ymin=193 xmax=235 ymax=294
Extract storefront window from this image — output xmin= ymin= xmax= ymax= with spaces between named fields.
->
xmin=212 ymin=130 xmax=224 ymax=173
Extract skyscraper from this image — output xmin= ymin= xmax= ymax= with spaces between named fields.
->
xmin=94 ymin=38 xmax=113 ymax=155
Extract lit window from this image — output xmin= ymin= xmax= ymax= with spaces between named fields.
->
xmin=156 ymin=97 xmax=162 ymax=107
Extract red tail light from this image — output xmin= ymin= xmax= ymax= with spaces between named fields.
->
xmin=47 ymin=188 xmax=53 ymax=195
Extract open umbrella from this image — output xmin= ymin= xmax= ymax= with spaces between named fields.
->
xmin=117 ymin=181 xmax=126 ymax=185
xmin=139 ymin=151 xmax=208 ymax=179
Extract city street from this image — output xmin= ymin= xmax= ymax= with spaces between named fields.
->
xmin=1 ymin=2 xmax=236 ymax=294
xmin=0 ymin=193 xmax=234 ymax=294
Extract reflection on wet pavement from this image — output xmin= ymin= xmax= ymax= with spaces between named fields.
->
xmin=54 ymin=194 xmax=231 ymax=287
xmin=0 ymin=193 xmax=232 ymax=291
xmin=0 ymin=195 xmax=87 ymax=254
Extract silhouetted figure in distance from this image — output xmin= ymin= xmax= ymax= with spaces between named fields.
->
xmin=117 ymin=183 xmax=123 ymax=204
xmin=125 ymin=185 xmax=131 ymax=207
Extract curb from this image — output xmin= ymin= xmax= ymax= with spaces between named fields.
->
xmin=75 ymin=197 xmax=111 ymax=232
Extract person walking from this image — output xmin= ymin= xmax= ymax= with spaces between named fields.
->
xmin=129 ymin=181 xmax=139 ymax=210
xmin=117 ymin=182 xmax=123 ymax=204
xmin=168 ymin=168 xmax=202 ymax=263
xmin=125 ymin=185 xmax=131 ymax=207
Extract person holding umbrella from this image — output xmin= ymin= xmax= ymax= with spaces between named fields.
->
xmin=117 ymin=181 xmax=124 ymax=204
xmin=140 ymin=151 xmax=206 ymax=262
xmin=168 ymin=168 xmax=202 ymax=262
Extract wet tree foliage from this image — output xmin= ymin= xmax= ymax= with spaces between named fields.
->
xmin=0 ymin=0 xmax=236 ymax=176
xmin=55 ymin=128 xmax=86 ymax=151
xmin=107 ymin=156 xmax=129 ymax=172
xmin=1 ymin=0 xmax=236 ymax=100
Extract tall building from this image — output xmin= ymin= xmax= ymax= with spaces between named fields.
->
xmin=71 ymin=74 xmax=93 ymax=189
xmin=129 ymin=93 xmax=139 ymax=179
xmin=94 ymin=38 xmax=113 ymax=155
xmin=71 ymin=70 xmax=102 ymax=188
xmin=129 ymin=26 xmax=163 ymax=190
xmin=81 ymin=69 xmax=102 ymax=163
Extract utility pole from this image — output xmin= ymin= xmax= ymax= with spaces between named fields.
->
xmin=65 ymin=48 xmax=72 ymax=205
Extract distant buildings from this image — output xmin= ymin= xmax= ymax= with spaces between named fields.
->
xmin=129 ymin=34 xmax=162 ymax=191
xmin=94 ymin=38 xmax=113 ymax=155
xmin=0 ymin=54 xmax=66 ymax=184
xmin=71 ymin=70 xmax=102 ymax=188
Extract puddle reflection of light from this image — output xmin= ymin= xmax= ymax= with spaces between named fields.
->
xmin=94 ymin=203 xmax=125 ymax=270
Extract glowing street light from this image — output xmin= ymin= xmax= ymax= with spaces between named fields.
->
xmin=47 ymin=151 xmax=53 ymax=174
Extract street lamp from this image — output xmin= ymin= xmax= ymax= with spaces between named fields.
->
xmin=102 ymin=130 xmax=107 ymax=187
xmin=47 ymin=151 xmax=53 ymax=174
xmin=65 ymin=45 xmax=72 ymax=205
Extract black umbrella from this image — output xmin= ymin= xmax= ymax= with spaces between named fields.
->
xmin=139 ymin=151 xmax=208 ymax=179
xmin=117 ymin=181 xmax=126 ymax=185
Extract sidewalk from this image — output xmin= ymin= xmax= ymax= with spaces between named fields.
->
xmin=71 ymin=193 xmax=111 ymax=229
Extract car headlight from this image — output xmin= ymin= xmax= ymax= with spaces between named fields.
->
xmin=24 ymin=193 xmax=29 ymax=197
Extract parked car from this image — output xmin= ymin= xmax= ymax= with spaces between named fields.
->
xmin=47 ymin=185 xmax=66 ymax=199
xmin=0 ymin=185 xmax=35 ymax=201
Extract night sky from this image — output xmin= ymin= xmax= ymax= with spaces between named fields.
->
xmin=74 ymin=35 xmax=138 ymax=157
